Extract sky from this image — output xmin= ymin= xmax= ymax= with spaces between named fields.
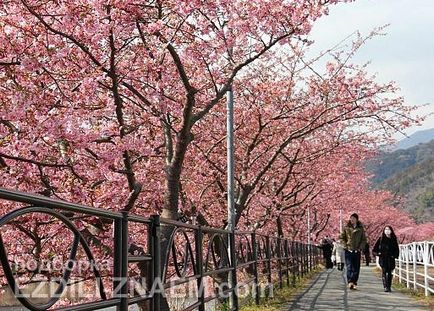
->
xmin=307 ymin=0 xmax=434 ymax=139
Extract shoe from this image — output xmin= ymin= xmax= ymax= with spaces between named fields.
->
xmin=385 ymin=287 xmax=391 ymax=292
xmin=348 ymin=282 xmax=354 ymax=289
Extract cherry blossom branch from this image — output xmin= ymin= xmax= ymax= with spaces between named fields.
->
xmin=0 ymin=152 xmax=84 ymax=181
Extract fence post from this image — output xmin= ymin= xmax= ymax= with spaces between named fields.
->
xmin=423 ymin=241 xmax=428 ymax=296
xmin=413 ymin=242 xmax=417 ymax=290
xmin=265 ymin=236 xmax=272 ymax=297
xmin=301 ymin=244 xmax=305 ymax=275
xmin=277 ymin=237 xmax=283 ymax=289
xmin=229 ymin=230 xmax=239 ymax=310
xmin=406 ymin=244 xmax=410 ymax=289
xmin=300 ymin=243 xmax=305 ymax=277
xmin=310 ymin=244 xmax=313 ymax=272
xmin=252 ymin=232 xmax=260 ymax=305
xmin=291 ymin=242 xmax=296 ymax=287
xmin=295 ymin=242 xmax=302 ymax=280
xmin=120 ymin=212 xmax=129 ymax=311
xmin=151 ymin=215 xmax=161 ymax=311
xmin=113 ymin=217 xmax=122 ymax=311
xmin=285 ymin=240 xmax=290 ymax=287
xmin=398 ymin=245 xmax=402 ymax=283
xmin=114 ymin=212 xmax=129 ymax=311
xmin=195 ymin=226 xmax=205 ymax=311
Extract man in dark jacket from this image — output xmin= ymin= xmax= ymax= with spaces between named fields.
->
xmin=340 ymin=213 xmax=367 ymax=290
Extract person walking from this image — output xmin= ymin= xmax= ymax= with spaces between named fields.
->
xmin=319 ymin=237 xmax=334 ymax=269
xmin=340 ymin=213 xmax=367 ymax=290
xmin=364 ymin=241 xmax=371 ymax=266
xmin=332 ymin=238 xmax=345 ymax=271
xmin=372 ymin=225 xmax=399 ymax=292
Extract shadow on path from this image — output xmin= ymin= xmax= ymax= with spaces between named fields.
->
xmin=288 ymin=266 xmax=430 ymax=311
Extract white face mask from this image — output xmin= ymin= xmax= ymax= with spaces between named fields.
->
xmin=384 ymin=229 xmax=391 ymax=235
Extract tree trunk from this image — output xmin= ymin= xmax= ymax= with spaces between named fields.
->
xmin=277 ymin=216 xmax=284 ymax=237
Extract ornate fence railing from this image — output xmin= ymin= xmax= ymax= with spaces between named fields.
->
xmin=394 ymin=241 xmax=434 ymax=296
xmin=0 ymin=187 xmax=321 ymax=311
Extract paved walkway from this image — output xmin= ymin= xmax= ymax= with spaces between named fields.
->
xmin=2 ymin=266 xmax=430 ymax=310
xmin=288 ymin=266 xmax=431 ymax=310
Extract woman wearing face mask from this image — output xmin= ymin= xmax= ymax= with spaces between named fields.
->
xmin=372 ymin=226 xmax=400 ymax=292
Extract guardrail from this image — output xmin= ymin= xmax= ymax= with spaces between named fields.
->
xmin=394 ymin=241 xmax=434 ymax=296
xmin=0 ymin=187 xmax=321 ymax=310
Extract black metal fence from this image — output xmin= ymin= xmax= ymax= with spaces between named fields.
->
xmin=0 ymin=188 xmax=321 ymax=311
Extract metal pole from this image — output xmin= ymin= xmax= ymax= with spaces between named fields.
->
xmin=120 ymin=212 xmax=129 ymax=311
xmin=252 ymin=232 xmax=260 ymax=305
xmin=227 ymin=86 xmax=235 ymax=231
xmin=227 ymin=86 xmax=237 ymax=308
xmin=195 ymin=227 xmax=205 ymax=311
xmin=113 ymin=218 xmax=122 ymax=311
xmin=151 ymin=215 xmax=161 ymax=311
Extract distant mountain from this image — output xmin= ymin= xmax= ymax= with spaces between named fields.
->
xmin=394 ymin=128 xmax=434 ymax=150
xmin=367 ymin=139 xmax=434 ymax=184
xmin=367 ymin=139 xmax=434 ymax=222
xmin=381 ymin=157 xmax=434 ymax=222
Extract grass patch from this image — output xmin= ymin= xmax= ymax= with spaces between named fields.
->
xmin=392 ymin=281 xmax=434 ymax=310
xmin=239 ymin=268 xmax=322 ymax=311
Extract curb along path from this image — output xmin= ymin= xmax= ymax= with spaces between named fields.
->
xmin=287 ymin=266 xmax=431 ymax=311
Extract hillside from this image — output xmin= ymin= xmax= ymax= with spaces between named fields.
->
xmin=368 ymin=139 xmax=434 ymax=184
xmin=381 ymin=157 xmax=434 ymax=222
xmin=368 ymin=138 xmax=434 ymax=222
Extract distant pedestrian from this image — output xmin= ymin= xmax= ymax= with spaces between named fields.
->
xmin=319 ymin=237 xmax=334 ymax=269
xmin=332 ymin=238 xmax=345 ymax=271
xmin=372 ymin=225 xmax=399 ymax=292
xmin=340 ymin=213 xmax=367 ymax=290
xmin=364 ymin=241 xmax=371 ymax=266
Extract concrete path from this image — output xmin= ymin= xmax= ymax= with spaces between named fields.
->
xmin=288 ymin=266 xmax=431 ymax=311
xmin=1 ymin=266 xmax=430 ymax=310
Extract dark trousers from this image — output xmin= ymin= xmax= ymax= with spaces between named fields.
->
xmin=325 ymin=256 xmax=333 ymax=269
xmin=382 ymin=268 xmax=393 ymax=289
xmin=365 ymin=254 xmax=370 ymax=266
xmin=345 ymin=250 xmax=361 ymax=284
